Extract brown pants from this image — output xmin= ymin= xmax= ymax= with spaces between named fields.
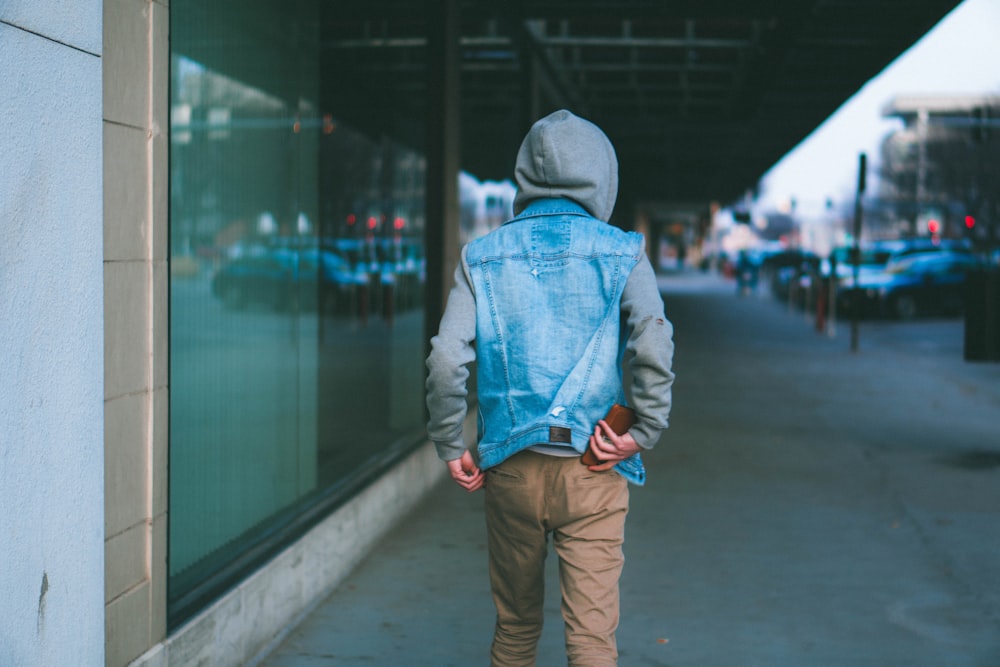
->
xmin=484 ymin=450 xmax=629 ymax=667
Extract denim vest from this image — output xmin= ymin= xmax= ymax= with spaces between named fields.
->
xmin=466 ymin=199 xmax=647 ymax=484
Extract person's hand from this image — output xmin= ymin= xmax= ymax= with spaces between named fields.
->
xmin=446 ymin=450 xmax=484 ymax=492
xmin=585 ymin=419 xmax=642 ymax=471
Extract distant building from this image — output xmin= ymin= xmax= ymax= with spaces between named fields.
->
xmin=880 ymin=94 xmax=1000 ymax=242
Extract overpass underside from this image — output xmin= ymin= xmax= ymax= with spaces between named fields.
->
xmin=182 ymin=0 xmax=962 ymax=271
xmin=310 ymin=0 xmax=961 ymax=201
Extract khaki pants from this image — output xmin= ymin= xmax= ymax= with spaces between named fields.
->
xmin=484 ymin=450 xmax=629 ymax=667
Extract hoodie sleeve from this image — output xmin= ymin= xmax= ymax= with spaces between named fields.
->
xmin=425 ymin=246 xmax=478 ymax=462
xmin=620 ymin=254 xmax=675 ymax=449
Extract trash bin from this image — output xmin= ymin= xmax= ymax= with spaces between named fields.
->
xmin=964 ymin=268 xmax=1000 ymax=362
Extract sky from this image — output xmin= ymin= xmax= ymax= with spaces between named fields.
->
xmin=757 ymin=0 xmax=1000 ymax=216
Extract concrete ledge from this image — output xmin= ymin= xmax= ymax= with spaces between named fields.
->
xmin=128 ymin=441 xmax=447 ymax=667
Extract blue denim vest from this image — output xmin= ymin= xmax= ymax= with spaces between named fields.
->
xmin=466 ymin=199 xmax=647 ymax=484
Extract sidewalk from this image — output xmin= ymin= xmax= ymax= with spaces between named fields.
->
xmin=256 ymin=270 xmax=1000 ymax=667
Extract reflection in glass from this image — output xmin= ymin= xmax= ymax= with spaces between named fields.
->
xmin=168 ymin=2 xmax=427 ymax=613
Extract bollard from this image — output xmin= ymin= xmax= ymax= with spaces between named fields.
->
xmin=826 ymin=275 xmax=838 ymax=337
xmin=815 ymin=277 xmax=827 ymax=333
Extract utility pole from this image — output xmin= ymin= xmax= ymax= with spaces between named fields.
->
xmin=914 ymin=108 xmax=928 ymax=236
xmin=851 ymin=153 xmax=866 ymax=353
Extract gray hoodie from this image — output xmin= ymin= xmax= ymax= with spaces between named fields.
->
xmin=513 ymin=109 xmax=619 ymax=221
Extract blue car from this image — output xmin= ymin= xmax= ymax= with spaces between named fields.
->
xmin=836 ymin=252 xmax=984 ymax=320
xmin=211 ymin=245 xmax=368 ymax=313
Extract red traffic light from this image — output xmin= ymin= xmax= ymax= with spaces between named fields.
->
xmin=927 ymin=219 xmax=940 ymax=234
xmin=965 ymin=215 xmax=976 ymax=229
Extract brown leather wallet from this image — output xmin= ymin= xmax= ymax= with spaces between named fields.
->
xmin=581 ymin=404 xmax=636 ymax=466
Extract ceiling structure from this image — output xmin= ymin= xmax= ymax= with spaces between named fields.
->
xmin=320 ymin=0 xmax=964 ymax=213
xmin=179 ymin=1 xmax=964 ymax=215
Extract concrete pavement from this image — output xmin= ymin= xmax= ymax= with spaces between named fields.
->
xmin=254 ymin=270 xmax=1000 ymax=666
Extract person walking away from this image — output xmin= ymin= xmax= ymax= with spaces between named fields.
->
xmin=425 ymin=109 xmax=675 ymax=666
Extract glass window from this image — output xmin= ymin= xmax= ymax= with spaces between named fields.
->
xmin=169 ymin=1 xmax=427 ymax=622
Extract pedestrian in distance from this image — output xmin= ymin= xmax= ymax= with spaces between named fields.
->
xmin=425 ymin=109 xmax=675 ymax=666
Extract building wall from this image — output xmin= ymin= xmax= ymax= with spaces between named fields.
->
xmin=5 ymin=2 xmax=451 ymax=664
xmin=101 ymin=0 xmax=171 ymax=665
xmin=0 ymin=3 xmax=106 ymax=666
xmin=106 ymin=1 xmax=450 ymax=664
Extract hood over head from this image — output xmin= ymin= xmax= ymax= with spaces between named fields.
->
xmin=512 ymin=109 xmax=618 ymax=221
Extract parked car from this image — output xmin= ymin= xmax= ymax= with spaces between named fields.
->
xmin=821 ymin=242 xmax=895 ymax=281
xmin=836 ymin=251 xmax=984 ymax=320
xmin=882 ymin=237 xmax=973 ymax=271
xmin=762 ymin=249 xmax=820 ymax=303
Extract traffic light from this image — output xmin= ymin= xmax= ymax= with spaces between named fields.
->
xmin=927 ymin=219 xmax=940 ymax=235
xmin=965 ymin=215 xmax=976 ymax=229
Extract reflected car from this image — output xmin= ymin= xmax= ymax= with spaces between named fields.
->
xmin=211 ymin=253 xmax=297 ymax=310
xmin=836 ymin=252 xmax=984 ymax=320
xmin=211 ymin=246 xmax=367 ymax=313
